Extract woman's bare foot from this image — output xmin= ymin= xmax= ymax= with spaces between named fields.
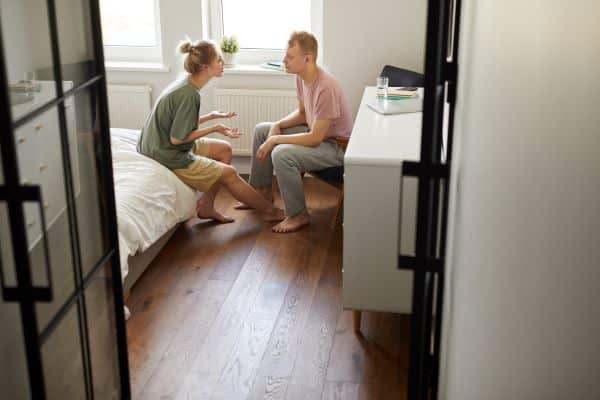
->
xmin=262 ymin=207 xmax=285 ymax=222
xmin=196 ymin=202 xmax=234 ymax=223
xmin=272 ymin=211 xmax=310 ymax=233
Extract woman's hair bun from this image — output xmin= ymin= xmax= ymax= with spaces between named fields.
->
xmin=179 ymin=40 xmax=193 ymax=54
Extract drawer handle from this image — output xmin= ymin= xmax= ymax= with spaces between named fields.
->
xmin=27 ymin=220 xmax=36 ymax=228
xmin=34 ymin=123 xmax=44 ymax=131
xmin=39 ymin=164 xmax=48 ymax=171
xmin=17 ymin=136 xmax=26 ymax=144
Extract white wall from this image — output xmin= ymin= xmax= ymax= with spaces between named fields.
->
xmin=441 ymin=1 xmax=600 ymax=399
xmin=322 ymin=0 xmax=427 ymax=115
xmin=0 ymin=0 xmax=37 ymax=83
xmin=106 ymin=0 xmax=427 ymax=118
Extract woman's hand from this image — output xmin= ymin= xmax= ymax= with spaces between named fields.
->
xmin=209 ymin=110 xmax=237 ymax=120
xmin=212 ymin=123 xmax=241 ymax=139
xmin=257 ymin=136 xmax=277 ymax=160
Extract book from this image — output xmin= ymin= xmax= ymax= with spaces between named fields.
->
xmin=9 ymin=81 xmax=41 ymax=93
xmin=261 ymin=62 xmax=284 ymax=71
xmin=387 ymin=87 xmax=418 ymax=97
xmin=377 ymin=95 xmax=415 ymax=100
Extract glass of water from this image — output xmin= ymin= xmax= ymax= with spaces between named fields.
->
xmin=376 ymin=76 xmax=389 ymax=99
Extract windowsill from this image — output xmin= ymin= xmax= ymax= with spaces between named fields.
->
xmin=105 ymin=61 xmax=170 ymax=73
xmin=224 ymin=64 xmax=290 ymax=76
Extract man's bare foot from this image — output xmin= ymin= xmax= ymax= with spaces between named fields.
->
xmin=262 ymin=207 xmax=285 ymax=222
xmin=272 ymin=211 xmax=310 ymax=233
xmin=197 ymin=207 xmax=234 ymax=223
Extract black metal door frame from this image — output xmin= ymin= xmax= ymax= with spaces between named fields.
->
xmin=400 ymin=0 xmax=462 ymax=399
xmin=0 ymin=0 xmax=130 ymax=398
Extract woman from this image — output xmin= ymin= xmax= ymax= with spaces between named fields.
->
xmin=138 ymin=39 xmax=283 ymax=223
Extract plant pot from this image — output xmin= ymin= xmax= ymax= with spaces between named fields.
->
xmin=223 ymin=52 xmax=236 ymax=66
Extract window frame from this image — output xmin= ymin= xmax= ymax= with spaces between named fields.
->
xmin=207 ymin=0 xmax=312 ymax=65
xmin=101 ymin=0 xmax=163 ymax=63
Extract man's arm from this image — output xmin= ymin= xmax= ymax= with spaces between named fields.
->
xmin=272 ymin=118 xmax=331 ymax=147
xmin=256 ymin=118 xmax=331 ymax=160
xmin=270 ymin=100 xmax=307 ymax=135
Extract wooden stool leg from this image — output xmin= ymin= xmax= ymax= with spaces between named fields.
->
xmin=330 ymin=191 xmax=344 ymax=229
xmin=353 ymin=310 xmax=362 ymax=333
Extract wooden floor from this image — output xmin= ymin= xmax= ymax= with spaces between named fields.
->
xmin=125 ymin=178 xmax=409 ymax=400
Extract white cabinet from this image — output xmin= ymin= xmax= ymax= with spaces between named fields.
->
xmin=342 ymin=87 xmax=422 ymax=314
xmin=11 ymin=81 xmax=79 ymax=250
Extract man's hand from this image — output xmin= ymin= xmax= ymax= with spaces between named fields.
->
xmin=212 ymin=123 xmax=241 ymax=139
xmin=257 ymin=136 xmax=277 ymax=160
xmin=209 ymin=110 xmax=237 ymax=120
xmin=269 ymin=123 xmax=282 ymax=136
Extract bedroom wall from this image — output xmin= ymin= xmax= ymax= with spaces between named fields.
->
xmin=106 ymin=0 xmax=427 ymax=117
xmin=0 ymin=0 xmax=39 ymax=83
xmin=322 ymin=0 xmax=427 ymax=115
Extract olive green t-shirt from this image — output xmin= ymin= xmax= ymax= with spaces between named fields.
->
xmin=137 ymin=78 xmax=200 ymax=170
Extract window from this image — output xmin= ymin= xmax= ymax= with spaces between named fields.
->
xmin=99 ymin=0 xmax=162 ymax=63
xmin=208 ymin=0 xmax=311 ymax=64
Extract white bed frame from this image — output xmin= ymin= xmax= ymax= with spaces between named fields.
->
xmin=122 ymin=224 xmax=179 ymax=296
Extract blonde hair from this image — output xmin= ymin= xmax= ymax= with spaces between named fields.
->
xmin=288 ymin=31 xmax=318 ymax=61
xmin=178 ymin=39 xmax=218 ymax=74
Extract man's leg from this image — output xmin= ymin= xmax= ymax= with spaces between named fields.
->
xmin=237 ymin=122 xmax=309 ymax=208
xmin=270 ymin=141 xmax=344 ymax=233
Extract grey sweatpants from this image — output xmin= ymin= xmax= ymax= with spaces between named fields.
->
xmin=248 ymin=122 xmax=345 ymax=217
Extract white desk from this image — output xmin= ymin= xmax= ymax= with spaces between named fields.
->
xmin=343 ymin=87 xmax=422 ymax=315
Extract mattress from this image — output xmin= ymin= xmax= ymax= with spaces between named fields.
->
xmin=110 ymin=128 xmax=196 ymax=281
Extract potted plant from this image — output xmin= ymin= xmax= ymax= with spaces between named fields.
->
xmin=220 ymin=35 xmax=239 ymax=65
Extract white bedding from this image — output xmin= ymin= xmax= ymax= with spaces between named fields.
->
xmin=110 ymin=128 xmax=196 ymax=280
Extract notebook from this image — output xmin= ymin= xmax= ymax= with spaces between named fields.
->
xmin=367 ymin=96 xmax=423 ymax=115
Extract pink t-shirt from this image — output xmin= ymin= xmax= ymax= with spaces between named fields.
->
xmin=295 ymin=68 xmax=353 ymax=139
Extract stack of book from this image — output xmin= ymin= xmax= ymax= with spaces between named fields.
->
xmin=10 ymin=81 xmax=41 ymax=93
xmin=378 ymin=87 xmax=418 ymax=100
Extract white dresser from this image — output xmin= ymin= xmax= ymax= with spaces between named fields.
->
xmin=343 ymin=87 xmax=422 ymax=315
xmin=11 ymin=81 xmax=79 ymax=250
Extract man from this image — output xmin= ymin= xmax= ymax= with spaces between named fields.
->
xmin=239 ymin=31 xmax=353 ymax=233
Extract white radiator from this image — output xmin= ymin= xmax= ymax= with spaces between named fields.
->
xmin=107 ymin=84 xmax=152 ymax=130
xmin=212 ymin=88 xmax=298 ymax=155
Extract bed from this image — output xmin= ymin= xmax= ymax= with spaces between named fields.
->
xmin=110 ymin=128 xmax=197 ymax=297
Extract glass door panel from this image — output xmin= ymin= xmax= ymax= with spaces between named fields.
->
xmin=68 ymin=85 xmax=111 ymax=276
xmin=41 ymin=304 xmax=86 ymax=399
xmin=0 ymin=158 xmax=31 ymax=399
xmin=85 ymin=260 xmax=121 ymax=399
xmin=55 ymin=0 xmax=98 ymax=87
xmin=8 ymin=105 xmax=77 ymax=333
xmin=0 ymin=0 xmax=57 ymax=121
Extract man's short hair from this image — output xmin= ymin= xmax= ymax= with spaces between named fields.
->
xmin=288 ymin=31 xmax=318 ymax=61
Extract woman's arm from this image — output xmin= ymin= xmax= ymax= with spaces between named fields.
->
xmin=198 ymin=111 xmax=237 ymax=125
xmin=170 ymin=123 xmax=240 ymax=145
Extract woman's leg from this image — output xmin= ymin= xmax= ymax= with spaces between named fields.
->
xmin=219 ymin=164 xmax=284 ymax=222
xmin=204 ymin=138 xmax=233 ymax=164
xmin=195 ymin=139 xmax=234 ymax=222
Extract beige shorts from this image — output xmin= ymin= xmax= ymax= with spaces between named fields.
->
xmin=172 ymin=139 xmax=223 ymax=192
